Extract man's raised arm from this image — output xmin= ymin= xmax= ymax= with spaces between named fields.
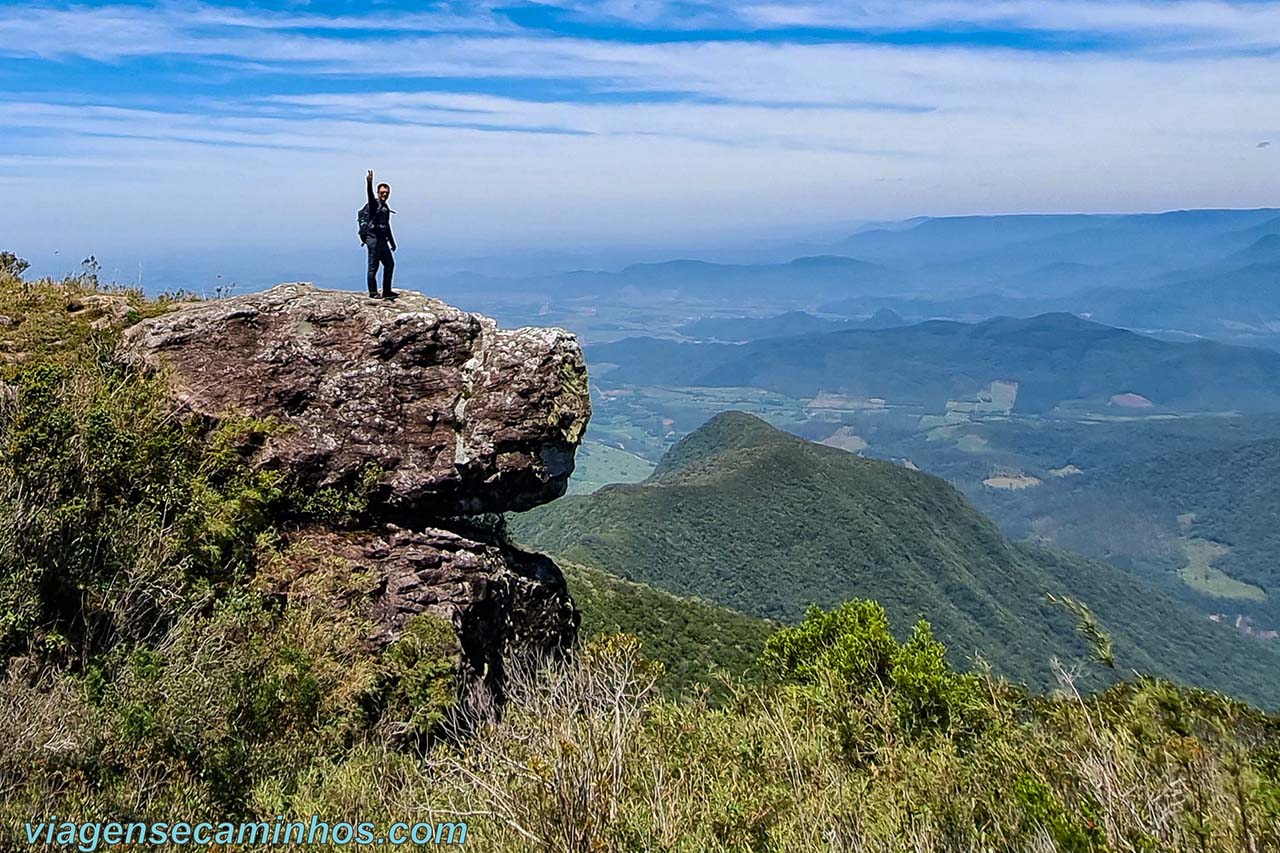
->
xmin=366 ymin=169 xmax=376 ymax=207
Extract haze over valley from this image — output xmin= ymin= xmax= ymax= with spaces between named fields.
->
xmin=26 ymin=205 xmax=1280 ymax=648
xmin=430 ymin=209 xmax=1280 ymax=652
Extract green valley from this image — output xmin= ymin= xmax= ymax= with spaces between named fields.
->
xmin=983 ymin=435 xmax=1280 ymax=625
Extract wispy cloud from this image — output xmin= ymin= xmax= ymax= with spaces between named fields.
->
xmin=738 ymin=0 xmax=1280 ymax=41
xmin=503 ymin=0 xmax=1280 ymax=53
xmin=5 ymin=1 xmax=1280 ymax=64
xmin=0 ymin=0 xmax=1277 ymax=260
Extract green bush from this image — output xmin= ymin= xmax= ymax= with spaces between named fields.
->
xmin=889 ymin=619 xmax=984 ymax=737
xmin=0 ymin=589 xmax=385 ymax=823
xmin=379 ymin=614 xmax=460 ymax=740
xmin=761 ymin=601 xmax=984 ymax=741
xmin=0 ymin=351 xmax=288 ymax=660
xmin=761 ymin=600 xmax=897 ymax=687
xmin=1014 ymin=776 xmax=1108 ymax=852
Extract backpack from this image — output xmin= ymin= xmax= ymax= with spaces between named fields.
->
xmin=357 ymin=203 xmax=372 ymax=242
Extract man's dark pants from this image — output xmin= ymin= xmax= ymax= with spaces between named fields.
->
xmin=366 ymin=238 xmax=394 ymax=296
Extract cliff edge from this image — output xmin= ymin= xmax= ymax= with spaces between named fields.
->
xmin=122 ymin=283 xmax=590 ymax=697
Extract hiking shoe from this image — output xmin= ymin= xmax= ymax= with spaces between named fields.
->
xmin=382 ymin=290 xmax=398 ymax=300
xmin=367 ymin=292 xmax=381 ymax=299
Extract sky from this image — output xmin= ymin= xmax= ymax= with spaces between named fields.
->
xmin=1 ymin=0 xmax=1278 ymax=283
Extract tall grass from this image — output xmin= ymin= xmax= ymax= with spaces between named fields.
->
xmin=378 ymin=624 xmax=1278 ymax=852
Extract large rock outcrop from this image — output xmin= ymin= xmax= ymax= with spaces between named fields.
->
xmin=122 ymin=283 xmax=588 ymax=694
xmin=122 ymin=283 xmax=590 ymax=516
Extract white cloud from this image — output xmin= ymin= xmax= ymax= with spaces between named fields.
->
xmin=736 ymin=0 xmax=1280 ymax=41
xmin=181 ymin=4 xmax=513 ymax=33
xmin=0 ymin=1 xmax=1278 ymax=260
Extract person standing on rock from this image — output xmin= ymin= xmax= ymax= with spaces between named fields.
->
xmin=361 ymin=169 xmax=397 ymax=299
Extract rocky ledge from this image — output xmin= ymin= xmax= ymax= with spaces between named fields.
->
xmin=122 ymin=283 xmax=591 ymax=517
xmin=122 ymin=283 xmax=588 ymax=697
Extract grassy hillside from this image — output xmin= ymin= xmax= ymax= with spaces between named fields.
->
xmin=588 ymin=314 xmax=1280 ymax=414
xmin=564 ymin=561 xmax=774 ymax=697
xmin=511 ymin=412 xmax=1280 ymax=706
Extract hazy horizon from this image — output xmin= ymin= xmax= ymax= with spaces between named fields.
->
xmin=11 ymin=204 xmax=1280 ymax=299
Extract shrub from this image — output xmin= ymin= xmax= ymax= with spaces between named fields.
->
xmin=0 ymin=352 xmax=287 ymax=661
xmin=761 ymin=601 xmax=984 ymax=741
xmin=379 ymin=614 xmax=460 ymax=741
xmin=0 ymin=251 xmax=28 ymax=279
xmin=760 ymin=599 xmax=896 ymax=688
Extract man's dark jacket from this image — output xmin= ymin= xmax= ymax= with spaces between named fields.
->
xmin=362 ymin=178 xmax=395 ymax=247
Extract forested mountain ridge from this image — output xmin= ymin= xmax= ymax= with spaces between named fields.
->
xmin=511 ymin=412 xmax=1280 ymax=706
xmin=588 ymin=313 xmax=1280 ymax=414
xmin=563 ymin=561 xmax=775 ymax=697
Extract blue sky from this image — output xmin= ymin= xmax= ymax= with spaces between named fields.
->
xmin=1 ymin=0 xmax=1278 ymax=278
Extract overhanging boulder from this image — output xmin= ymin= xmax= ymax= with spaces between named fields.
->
xmin=121 ymin=283 xmax=591 ymax=517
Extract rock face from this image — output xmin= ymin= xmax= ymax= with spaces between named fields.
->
xmin=279 ymin=522 xmax=579 ymax=696
xmin=122 ymin=283 xmax=588 ymax=696
xmin=122 ymin=283 xmax=591 ymax=516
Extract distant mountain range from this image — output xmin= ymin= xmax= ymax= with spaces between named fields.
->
xmin=432 ymin=208 xmax=1280 ymax=302
xmin=559 ymin=255 xmax=899 ymax=300
xmin=818 ymin=212 xmax=1280 ymax=347
xmin=588 ymin=313 xmax=1280 ymax=414
xmin=1226 ymin=233 xmax=1280 ymax=267
xmin=836 ymin=210 xmax=1280 ymax=279
xmin=427 ymin=208 xmax=1280 ymax=351
xmin=511 ymin=412 xmax=1280 ymax=704
xmin=435 ymin=254 xmax=906 ymax=303
xmin=674 ymin=308 xmax=904 ymax=342
xmin=820 ymin=258 xmax=1280 ymax=346
xmin=1085 ymin=262 xmax=1280 ymax=332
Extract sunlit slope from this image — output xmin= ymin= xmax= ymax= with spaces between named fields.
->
xmin=563 ymin=560 xmax=775 ymax=696
xmin=512 ymin=412 xmax=1280 ymax=705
